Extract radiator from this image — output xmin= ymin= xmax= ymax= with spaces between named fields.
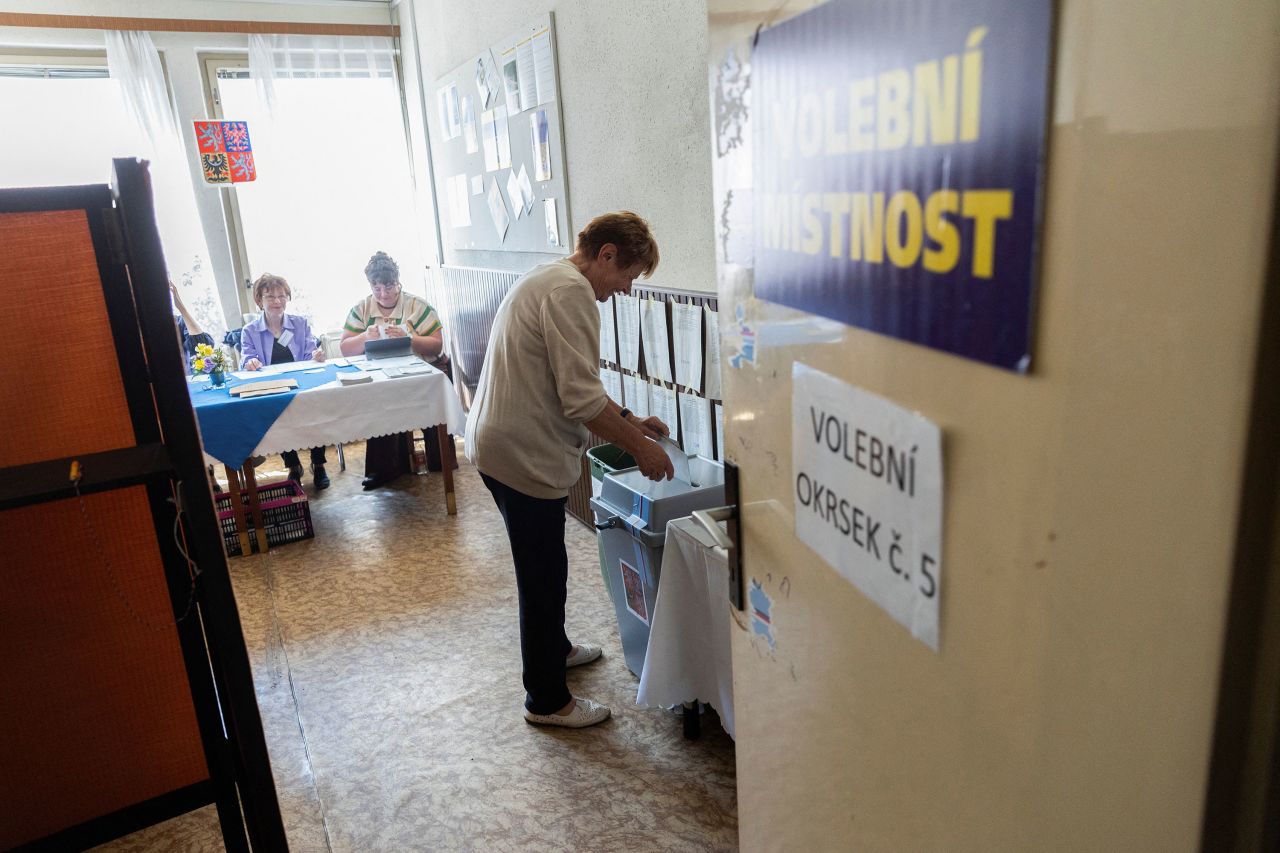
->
xmin=424 ymin=265 xmax=521 ymax=411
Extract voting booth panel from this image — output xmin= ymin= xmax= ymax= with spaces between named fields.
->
xmin=0 ymin=162 xmax=283 ymax=851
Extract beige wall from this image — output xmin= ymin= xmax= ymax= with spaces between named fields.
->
xmin=713 ymin=0 xmax=1280 ymax=849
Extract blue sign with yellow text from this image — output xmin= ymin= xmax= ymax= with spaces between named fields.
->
xmin=753 ymin=0 xmax=1052 ymax=371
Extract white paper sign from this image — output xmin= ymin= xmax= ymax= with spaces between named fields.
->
xmin=648 ymin=383 xmax=678 ymax=443
xmin=672 ymin=302 xmax=703 ymax=392
xmin=792 ymin=363 xmax=943 ymax=650
xmin=600 ymin=367 xmax=623 ymax=404
xmin=623 ymin=372 xmax=650 ymax=419
xmin=678 ymin=391 xmax=712 ymax=458
xmin=615 ymin=294 xmax=641 ymax=372
xmin=506 ymin=170 xmax=523 ymax=219
xmin=713 ymin=402 xmax=724 ymax=461
xmin=598 ymin=298 xmax=617 ymax=363
xmin=447 ymin=174 xmax=471 ymax=227
xmin=485 ymin=178 xmax=509 ymax=242
xmin=640 ymin=298 xmax=672 ymax=382
xmin=704 ymin=307 xmax=722 ymax=399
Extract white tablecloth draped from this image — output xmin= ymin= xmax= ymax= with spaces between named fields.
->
xmin=636 ymin=517 xmax=736 ymax=740
xmin=201 ymin=362 xmax=467 ymax=462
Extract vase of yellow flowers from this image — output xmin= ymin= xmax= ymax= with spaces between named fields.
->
xmin=192 ymin=342 xmax=229 ymax=387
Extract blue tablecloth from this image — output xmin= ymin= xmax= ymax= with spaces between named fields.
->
xmin=189 ymin=364 xmax=358 ymax=467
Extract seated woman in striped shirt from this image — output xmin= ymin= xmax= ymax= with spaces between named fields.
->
xmin=339 ymin=251 xmax=448 ymax=490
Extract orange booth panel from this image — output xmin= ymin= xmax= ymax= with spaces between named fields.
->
xmin=0 ymin=209 xmax=138 ymax=469
xmin=0 ymin=488 xmax=210 ymax=849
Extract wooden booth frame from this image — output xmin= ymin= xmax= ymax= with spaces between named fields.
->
xmin=0 ymin=161 xmax=285 ymax=851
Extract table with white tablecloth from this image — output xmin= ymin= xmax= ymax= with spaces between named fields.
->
xmin=636 ymin=517 xmax=736 ymax=740
xmin=190 ymin=360 xmax=467 ymax=554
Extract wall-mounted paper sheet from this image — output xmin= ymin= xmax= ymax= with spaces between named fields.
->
xmin=447 ymin=174 xmax=471 ymax=227
xmin=598 ymin=298 xmax=617 ymax=363
xmin=623 ymin=372 xmax=650 ymax=419
xmin=461 ymin=95 xmax=478 ymax=154
xmin=486 ymin=178 xmax=509 ymax=242
xmin=671 ymin=302 xmax=703 ymax=392
xmin=601 ymin=367 xmax=623 ymax=404
xmin=516 ymin=35 xmax=537 ymax=112
xmin=648 ymin=383 xmax=679 ymax=443
xmin=495 ymin=111 xmax=511 ymax=169
xmin=475 ymin=52 xmax=498 ymax=108
xmin=640 ymin=299 xmax=673 ymax=383
xmin=704 ymin=307 xmax=722 ymax=399
xmin=678 ymin=392 xmax=713 ymax=458
xmin=530 ymin=110 xmax=552 ymax=182
xmin=615 ymin=294 xmax=641 ymax=371
xmin=471 ymin=175 xmax=484 ymax=195
xmin=714 ymin=402 xmax=724 ymax=461
xmin=506 ymin=170 xmax=523 ymax=218
xmin=544 ymin=199 xmax=559 ymax=246
xmin=532 ymin=28 xmax=555 ymax=105
xmin=437 ymin=85 xmax=460 ymax=140
xmin=516 ymin=165 xmax=535 ymax=214
xmin=445 ymin=83 xmax=461 ymax=139
xmin=481 ymin=109 xmax=499 ymax=172
xmin=500 ymin=50 xmax=521 ymax=117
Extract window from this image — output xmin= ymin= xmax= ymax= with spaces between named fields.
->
xmin=205 ymin=44 xmax=429 ymax=335
xmin=0 ymin=59 xmax=147 ymax=187
xmin=0 ymin=51 xmax=224 ymax=338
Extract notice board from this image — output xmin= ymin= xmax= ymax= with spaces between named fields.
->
xmin=430 ymin=13 xmax=571 ymax=255
xmin=752 ymin=0 xmax=1053 ymax=371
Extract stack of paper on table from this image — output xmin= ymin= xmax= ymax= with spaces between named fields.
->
xmin=353 ymin=354 xmax=433 ymax=372
xmin=229 ymin=378 xmax=298 ymax=398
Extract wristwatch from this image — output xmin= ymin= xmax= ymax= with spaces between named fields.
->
xmin=619 ymin=407 xmax=633 ymax=421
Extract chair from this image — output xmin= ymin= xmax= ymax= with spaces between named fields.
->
xmin=222 ymin=327 xmax=243 ymax=371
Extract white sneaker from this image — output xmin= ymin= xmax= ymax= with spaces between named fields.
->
xmin=565 ymin=643 xmax=602 ymax=668
xmin=524 ymin=697 xmax=611 ymax=728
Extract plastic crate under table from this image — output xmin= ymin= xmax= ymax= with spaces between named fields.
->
xmin=216 ymin=479 xmax=314 ymax=556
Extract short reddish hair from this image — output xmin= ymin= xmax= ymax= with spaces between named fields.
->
xmin=252 ymin=273 xmax=291 ymax=308
xmin=576 ymin=211 xmax=659 ymax=278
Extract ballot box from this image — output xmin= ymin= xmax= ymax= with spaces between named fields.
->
xmin=589 ymin=456 xmax=724 ymax=677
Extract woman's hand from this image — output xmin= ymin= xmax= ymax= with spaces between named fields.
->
xmin=366 ymin=324 xmax=382 ymax=341
xmin=382 ymin=324 xmax=408 ymax=338
xmin=243 ymin=358 xmax=263 ymax=371
xmin=637 ymin=416 xmax=669 ymax=439
xmin=633 ymin=437 xmax=675 ymax=482
xmin=312 ymin=347 xmax=325 ymax=362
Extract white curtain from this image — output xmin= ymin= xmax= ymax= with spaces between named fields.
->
xmin=236 ymin=35 xmax=427 ymax=333
xmin=105 ymin=30 xmax=226 ymax=340
xmin=250 ymin=34 xmax=400 ymax=112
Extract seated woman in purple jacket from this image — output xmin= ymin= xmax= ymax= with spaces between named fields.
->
xmin=241 ymin=273 xmax=331 ymax=489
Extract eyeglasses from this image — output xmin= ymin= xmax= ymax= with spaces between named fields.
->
xmin=371 ymin=283 xmax=400 ymax=293
xmin=263 ymin=293 xmax=289 ymax=302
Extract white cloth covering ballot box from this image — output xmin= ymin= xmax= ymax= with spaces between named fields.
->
xmin=636 ymin=516 xmax=735 ymax=740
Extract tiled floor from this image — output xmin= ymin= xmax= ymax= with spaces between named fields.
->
xmin=95 ymin=444 xmax=737 ymax=852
